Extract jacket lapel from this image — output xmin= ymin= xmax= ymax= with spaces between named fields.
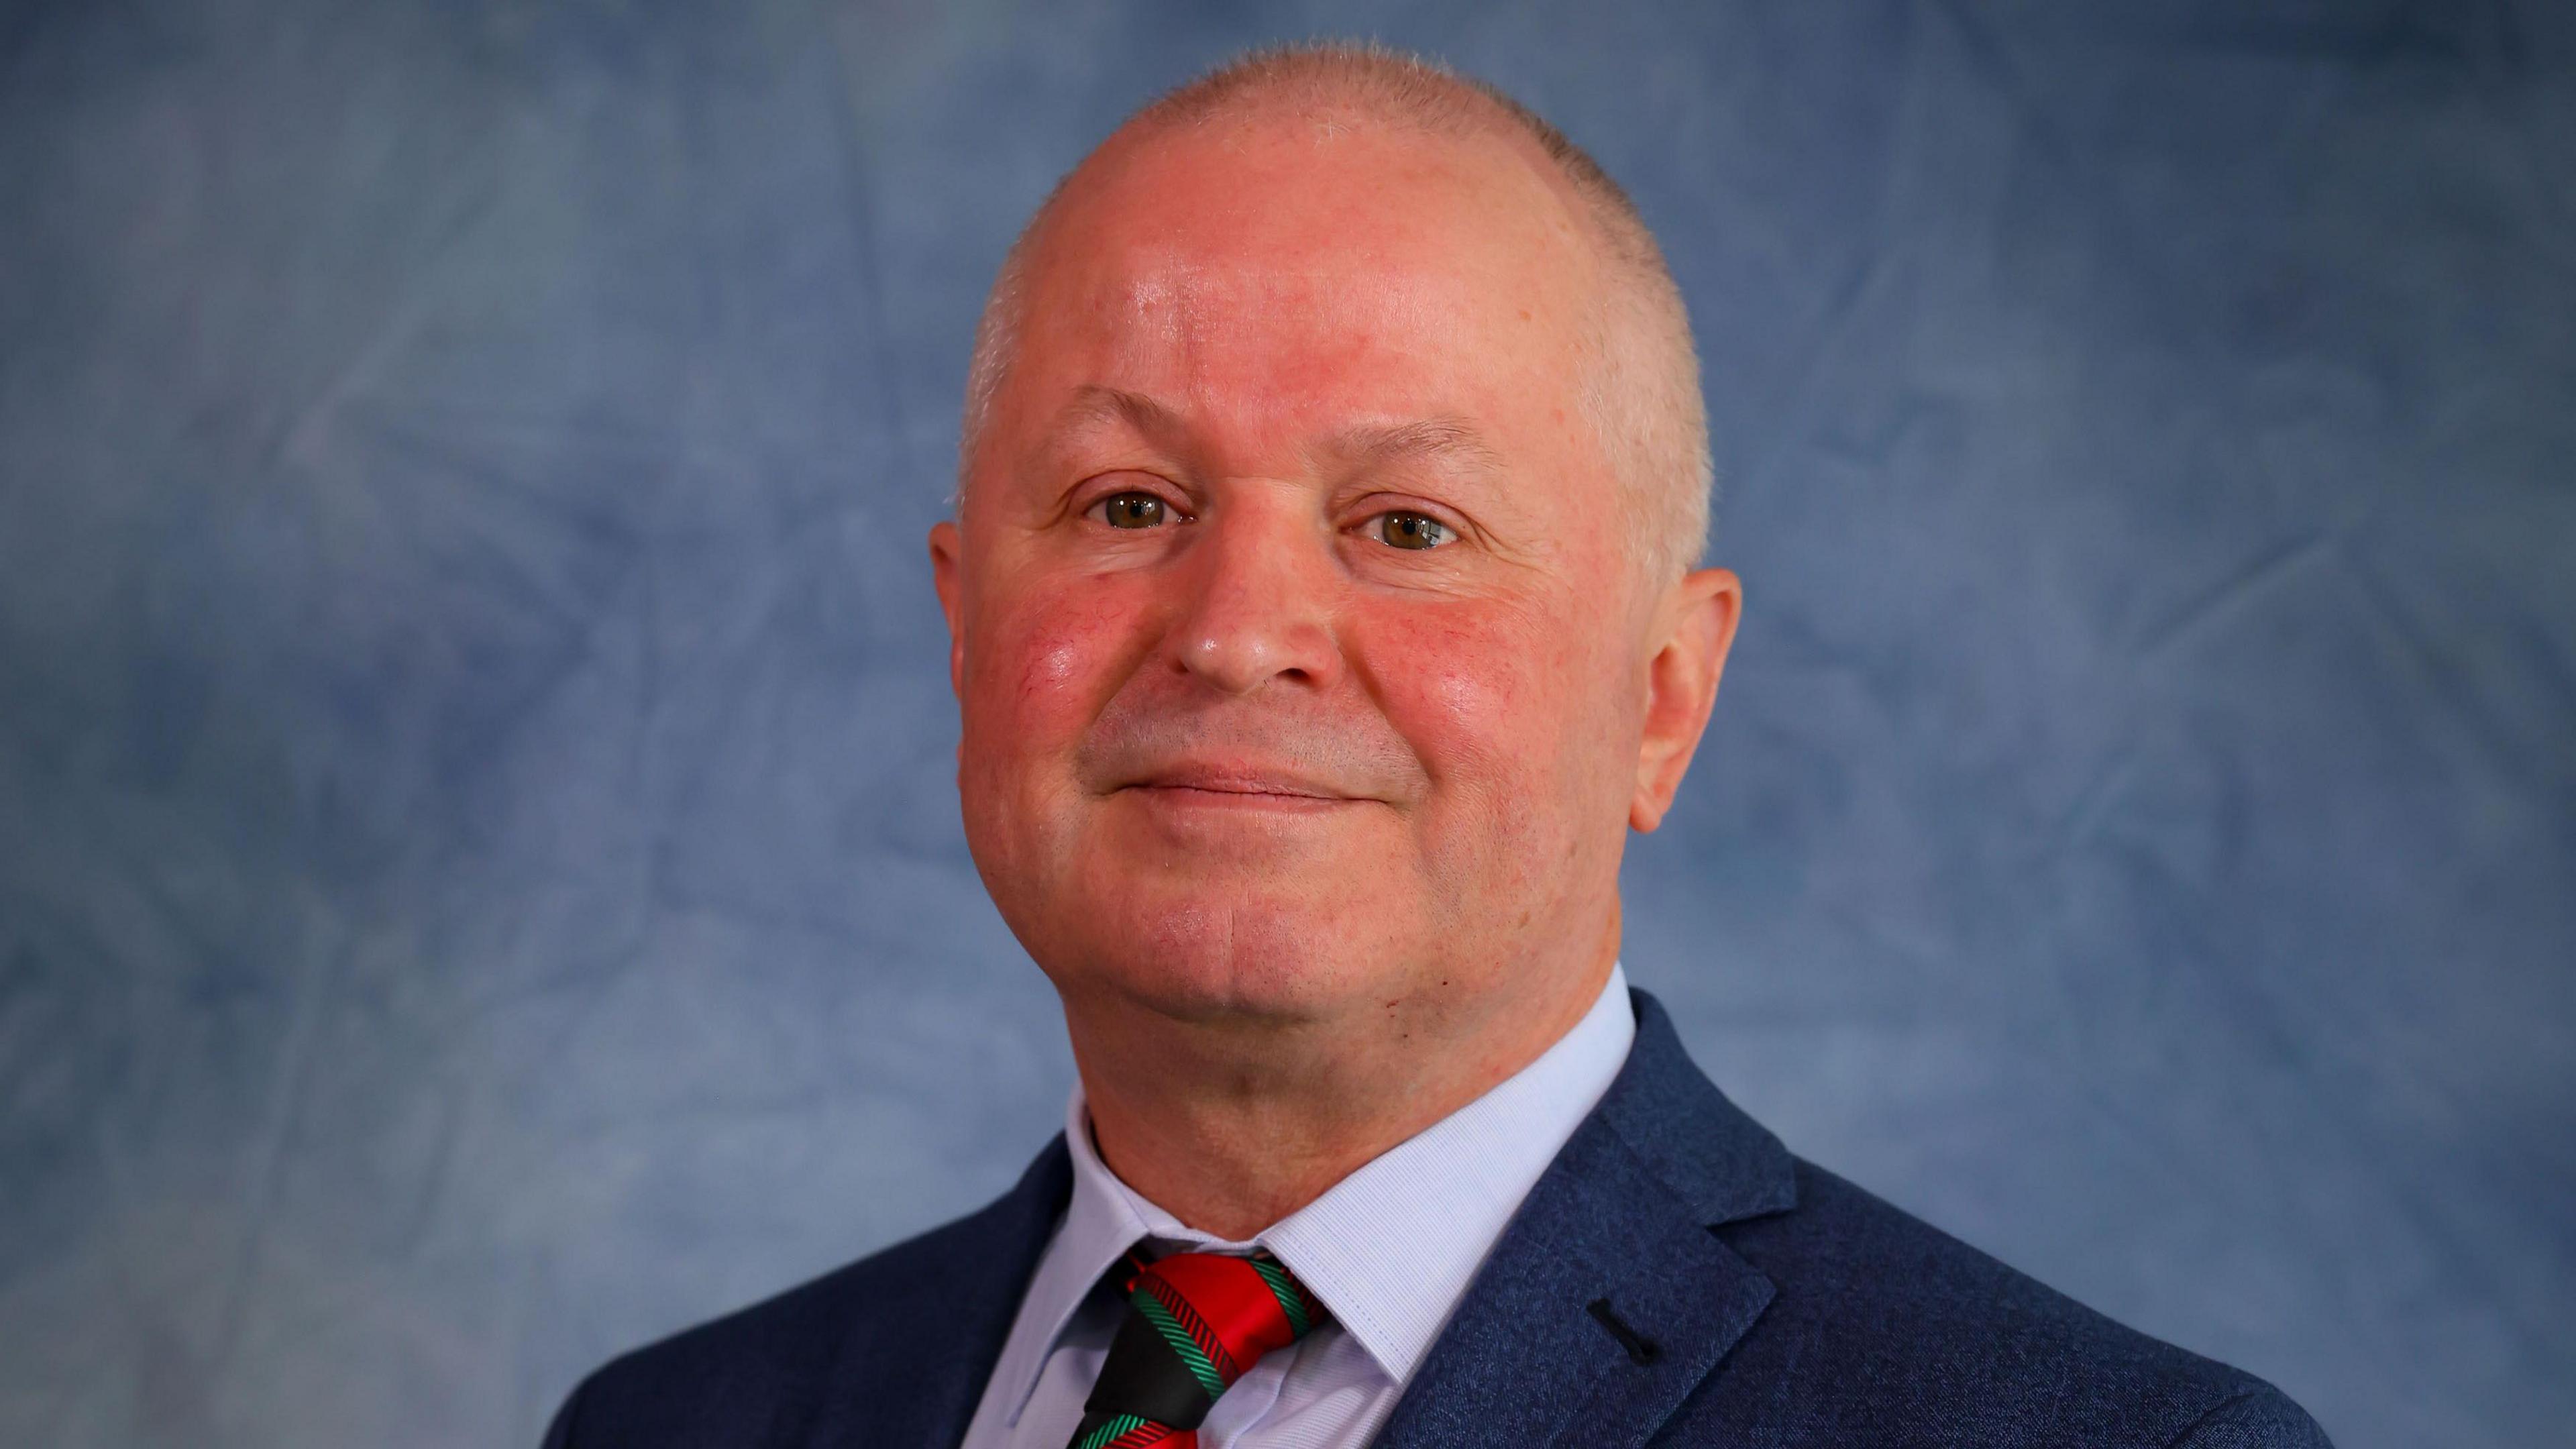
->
xmin=1371 ymin=990 xmax=1796 ymax=1449
xmin=807 ymin=1135 xmax=1072 ymax=1449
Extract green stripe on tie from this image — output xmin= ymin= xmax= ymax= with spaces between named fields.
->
xmin=1132 ymin=1291 xmax=1228 ymax=1401
xmin=1074 ymin=1413 xmax=1146 ymax=1449
xmin=1250 ymin=1256 xmax=1311 ymax=1338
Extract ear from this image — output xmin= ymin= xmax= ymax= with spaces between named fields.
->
xmin=929 ymin=517 xmax=967 ymax=702
xmin=1630 ymin=566 xmax=1741 ymax=833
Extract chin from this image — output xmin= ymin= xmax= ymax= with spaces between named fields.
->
xmin=1046 ymin=882 xmax=1415 ymax=1025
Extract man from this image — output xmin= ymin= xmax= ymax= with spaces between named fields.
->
xmin=543 ymin=43 xmax=2330 ymax=1449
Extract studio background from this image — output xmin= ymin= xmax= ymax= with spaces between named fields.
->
xmin=4 ymin=2 xmax=2571 ymax=1446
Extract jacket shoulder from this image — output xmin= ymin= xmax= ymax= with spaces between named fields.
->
xmin=543 ymin=1209 xmax=986 ymax=1448
xmin=1699 ymin=1159 xmax=2330 ymax=1447
xmin=543 ymin=1140 xmax=1071 ymax=1449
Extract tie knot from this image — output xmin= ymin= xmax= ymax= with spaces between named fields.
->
xmin=1130 ymin=1250 xmax=1325 ymax=1373
xmin=1069 ymin=1250 xmax=1327 ymax=1448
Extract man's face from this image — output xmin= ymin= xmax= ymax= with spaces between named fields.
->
xmin=934 ymin=115 xmax=1691 ymax=1034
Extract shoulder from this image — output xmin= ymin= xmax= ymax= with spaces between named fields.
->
xmin=541 ymin=1140 xmax=1071 ymax=1449
xmin=541 ymin=1208 xmax=986 ymax=1449
xmin=1699 ymin=1159 xmax=2331 ymax=1448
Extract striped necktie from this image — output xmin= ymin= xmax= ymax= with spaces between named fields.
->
xmin=1065 ymin=1249 xmax=1328 ymax=1449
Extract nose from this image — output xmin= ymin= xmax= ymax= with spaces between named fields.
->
xmin=1166 ymin=488 xmax=1345 ymax=697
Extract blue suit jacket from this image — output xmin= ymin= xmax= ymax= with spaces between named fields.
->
xmin=544 ymin=991 xmax=2331 ymax=1447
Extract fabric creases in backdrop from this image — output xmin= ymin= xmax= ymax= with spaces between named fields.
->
xmin=1 ymin=3 xmax=2569 ymax=1446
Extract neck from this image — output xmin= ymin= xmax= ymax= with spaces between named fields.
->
xmin=1064 ymin=903 xmax=1623 ymax=1241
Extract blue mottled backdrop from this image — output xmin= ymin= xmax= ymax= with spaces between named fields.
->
xmin=3 ymin=1 xmax=2570 ymax=1445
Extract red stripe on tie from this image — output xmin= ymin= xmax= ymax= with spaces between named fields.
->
xmin=1140 ymin=1254 xmax=1299 ymax=1376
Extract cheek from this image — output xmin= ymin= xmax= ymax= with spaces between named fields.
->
xmin=1360 ymin=592 xmax=1633 ymax=861
xmin=1362 ymin=599 xmax=1562 ymax=794
xmin=962 ymin=579 xmax=1143 ymax=786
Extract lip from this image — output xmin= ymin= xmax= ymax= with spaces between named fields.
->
xmin=1115 ymin=763 xmax=1364 ymax=808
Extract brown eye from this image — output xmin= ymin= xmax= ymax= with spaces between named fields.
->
xmin=1097 ymin=492 xmax=1167 ymax=529
xmin=1377 ymin=511 xmax=1451 ymax=549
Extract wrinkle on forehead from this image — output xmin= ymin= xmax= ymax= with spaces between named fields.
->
xmin=1028 ymin=214 xmax=1594 ymax=409
xmin=1075 ymin=248 xmax=1566 ymax=367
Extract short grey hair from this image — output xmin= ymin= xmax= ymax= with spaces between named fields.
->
xmin=959 ymin=41 xmax=1715 ymax=584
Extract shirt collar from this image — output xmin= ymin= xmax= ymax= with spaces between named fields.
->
xmin=991 ymin=963 xmax=1636 ymax=1426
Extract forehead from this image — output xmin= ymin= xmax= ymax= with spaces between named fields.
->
xmin=999 ymin=115 xmax=1605 ymax=455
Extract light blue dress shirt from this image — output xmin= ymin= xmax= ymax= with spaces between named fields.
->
xmin=958 ymin=963 xmax=1638 ymax=1449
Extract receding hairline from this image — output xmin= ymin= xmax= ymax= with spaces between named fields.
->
xmin=959 ymin=42 xmax=1714 ymax=581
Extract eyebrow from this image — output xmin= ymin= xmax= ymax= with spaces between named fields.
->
xmin=1051 ymin=384 xmax=1189 ymax=447
xmin=1042 ymin=384 xmax=1505 ymax=483
xmin=1320 ymin=415 xmax=1506 ymax=482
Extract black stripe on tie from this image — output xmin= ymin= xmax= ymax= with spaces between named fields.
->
xmin=1082 ymin=1301 xmax=1217 ymax=1428
xmin=1586 ymin=1297 xmax=1662 ymax=1366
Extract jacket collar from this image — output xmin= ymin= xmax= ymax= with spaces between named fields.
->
xmin=1368 ymin=988 xmax=1796 ymax=1449
xmin=1591 ymin=987 xmax=1797 ymax=1226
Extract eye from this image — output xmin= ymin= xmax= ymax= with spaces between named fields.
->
xmin=1089 ymin=492 xmax=1170 ymax=529
xmin=1375 ymin=511 xmax=1452 ymax=550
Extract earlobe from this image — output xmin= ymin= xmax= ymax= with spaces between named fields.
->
xmin=1629 ymin=568 xmax=1741 ymax=833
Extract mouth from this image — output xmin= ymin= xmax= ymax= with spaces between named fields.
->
xmin=1115 ymin=765 xmax=1365 ymax=812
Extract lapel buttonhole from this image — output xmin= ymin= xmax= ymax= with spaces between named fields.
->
xmin=1585 ymin=1297 xmax=1662 ymax=1366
